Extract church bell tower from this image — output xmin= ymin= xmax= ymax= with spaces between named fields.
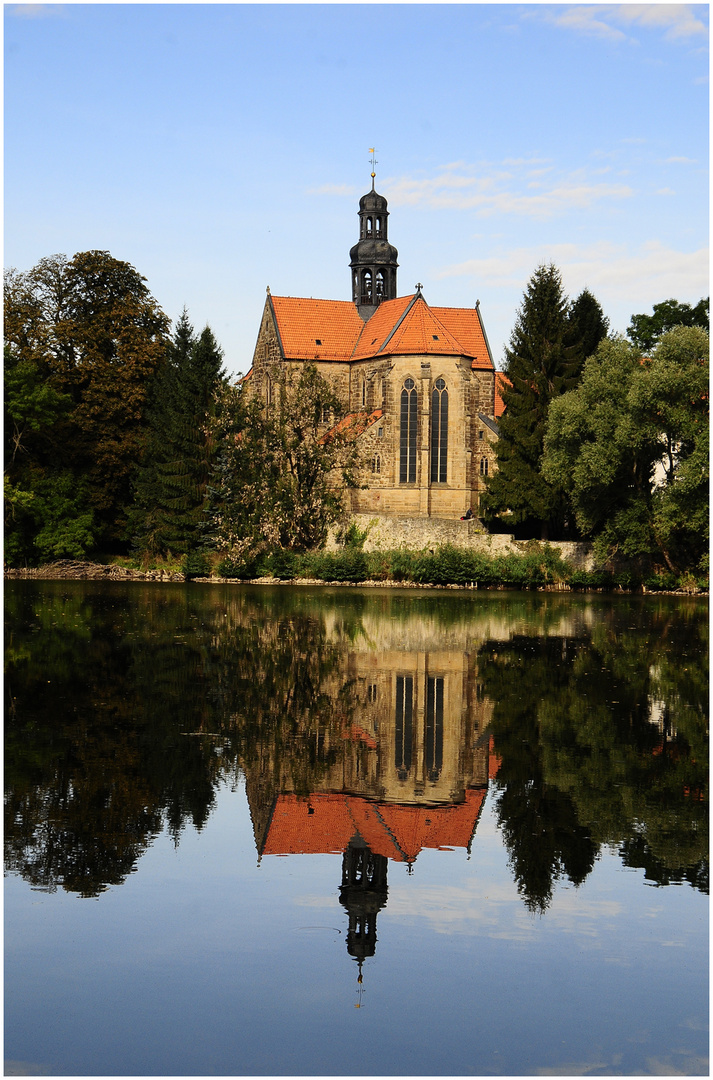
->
xmin=350 ymin=151 xmax=399 ymax=321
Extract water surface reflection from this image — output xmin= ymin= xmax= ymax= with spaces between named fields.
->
xmin=4 ymin=583 xmax=708 ymax=1074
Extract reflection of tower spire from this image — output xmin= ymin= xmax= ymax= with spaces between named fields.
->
xmin=339 ymin=836 xmax=388 ymax=997
xmin=355 ymin=961 xmax=365 ymax=1008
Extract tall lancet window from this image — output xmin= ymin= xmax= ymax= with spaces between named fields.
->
xmin=375 ymin=270 xmax=386 ymax=300
xmin=430 ymin=378 xmax=449 ymax=483
xmin=426 ymin=676 xmax=444 ymax=781
xmin=400 ymin=378 xmax=417 ymax=483
xmin=395 ymin=675 xmax=413 ymax=779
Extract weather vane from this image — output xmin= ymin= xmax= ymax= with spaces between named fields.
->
xmin=369 ymin=148 xmax=377 ymax=186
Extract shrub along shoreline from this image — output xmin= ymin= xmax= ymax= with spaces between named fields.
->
xmin=207 ymin=543 xmax=706 ymax=593
xmin=4 ymin=543 xmax=708 ymax=593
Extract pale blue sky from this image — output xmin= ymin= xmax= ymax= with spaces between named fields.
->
xmin=5 ymin=3 xmax=709 ymax=376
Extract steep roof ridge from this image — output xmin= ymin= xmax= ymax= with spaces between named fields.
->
xmin=266 ymin=291 xmax=286 ymax=360
xmin=383 ymin=295 xmax=468 ymax=357
xmin=378 ymin=290 xmax=424 ymax=354
xmin=417 ymin=299 xmax=467 ymax=353
xmin=350 ymin=294 xmax=414 ymax=360
xmin=476 ymin=300 xmax=495 ymax=368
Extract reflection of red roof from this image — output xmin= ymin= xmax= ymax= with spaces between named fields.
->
xmin=262 ymin=788 xmax=487 ymax=863
xmin=268 ymin=293 xmax=494 ymax=370
xmin=488 ymin=735 xmax=501 ymax=780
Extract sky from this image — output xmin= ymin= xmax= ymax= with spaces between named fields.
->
xmin=4 ymin=2 xmax=709 ymax=377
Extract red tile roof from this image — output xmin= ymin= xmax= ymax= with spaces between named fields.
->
xmin=350 ymin=295 xmax=414 ymax=360
xmin=431 ymin=307 xmax=492 ymax=370
xmin=268 ymin=293 xmax=494 ymax=370
xmin=261 ymin=788 xmax=487 ymax=863
xmin=495 ymin=372 xmax=510 ymax=418
xmin=269 ymin=296 xmax=364 ymax=361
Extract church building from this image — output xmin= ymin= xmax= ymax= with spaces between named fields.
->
xmin=247 ymin=165 xmax=500 ymax=519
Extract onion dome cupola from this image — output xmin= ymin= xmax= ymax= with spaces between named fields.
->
xmin=350 ymin=152 xmax=398 ymax=321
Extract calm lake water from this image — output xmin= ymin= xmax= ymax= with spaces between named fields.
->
xmin=4 ymin=580 xmax=709 ymax=1077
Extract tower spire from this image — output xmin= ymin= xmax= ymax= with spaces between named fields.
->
xmin=350 ymin=153 xmax=398 ymax=320
xmin=368 ymin=147 xmax=377 ymax=191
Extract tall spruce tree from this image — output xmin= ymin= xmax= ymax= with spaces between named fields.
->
xmin=567 ymin=287 xmax=609 ymax=376
xmin=481 ymin=264 xmax=583 ymax=539
xmin=129 ymin=310 xmax=226 ymax=557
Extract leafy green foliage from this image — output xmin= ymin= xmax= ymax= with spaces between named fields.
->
xmin=4 ymin=251 xmax=169 ymax=561
xmin=206 ymin=363 xmax=361 ymax=559
xmin=627 ymin=297 xmax=709 ymax=353
xmin=543 ymin=327 xmax=709 ymax=573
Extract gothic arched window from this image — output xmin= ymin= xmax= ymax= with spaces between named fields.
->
xmin=362 ymin=270 xmax=373 ymax=303
xmin=400 ymin=378 xmax=417 ymax=483
xmin=426 ymin=676 xmax=444 ymax=781
xmin=480 ymin=457 xmax=489 ymax=477
xmin=430 ymin=377 xmax=448 ymax=483
xmin=395 ymin=675 xmax=413 ymax=779
xmin=371 ymin=455 xmax=381 ymax=475
xmin=375 ymin=270 xmax=386 ymax=299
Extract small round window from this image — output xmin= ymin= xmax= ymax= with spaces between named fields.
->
xmin=404 ymin=378 xmax=415 ymax=390
xmin=435 ymin=378 xmax=446 ymax=391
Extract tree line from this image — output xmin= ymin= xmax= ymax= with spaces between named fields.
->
xmin=4 ymin=249 xmax=709 ymax=578
xmin=482 ymin=264 xmax=708 ymax=577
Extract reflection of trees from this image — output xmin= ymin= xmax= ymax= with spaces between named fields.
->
xmin=5 ymin=583 xmax=708 ymax=909
xmin=478 ymin=600 xmax=708 ymax=911
xmin=4 ymin=583 xmax=361 ymax=896
xmin=5 ymin=583 xmax=228 ymax=895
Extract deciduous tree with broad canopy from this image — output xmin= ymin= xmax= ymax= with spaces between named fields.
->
xmin=627 ymin=297 xmax=709 ymax=354
xmin=4 ymin=251 xmax=169 ymax=562
xmin=542 ymin=326 xmax=709 ymax=575
xmin=205 ymin=363 xmax=362 ymax=565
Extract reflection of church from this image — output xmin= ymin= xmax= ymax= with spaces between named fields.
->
xmin=242 ymin=641 xmax=498 ymax=981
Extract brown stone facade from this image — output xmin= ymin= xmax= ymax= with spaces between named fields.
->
xmin=247 ymin=291 xmax=500 ymax=521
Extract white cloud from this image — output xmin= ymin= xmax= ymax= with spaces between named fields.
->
xmin=382 ymin=879 xmax=623 ymax=939
xmin=383 ymin=162 xmax=633 ymax=219
xmin=6 ymin=4 xmax=66 ymax=17
xmin=548 ymin=6 xmax=629 ymax=42
xmin=437 ymin=241 xmax=709 ymax=305
xmin=542 ymin=4 xmax=708 ymax=42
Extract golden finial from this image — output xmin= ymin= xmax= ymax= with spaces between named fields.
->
xmin=369 ymin=148 xmax=377 ymax=189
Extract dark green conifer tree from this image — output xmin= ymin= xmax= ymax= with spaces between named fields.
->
xmin=129 ymin=310 xmax=226 ymax=557
xmin=567 ymin=287 xmax=609 ymax=376
xmin=481 ymin=264 xmax=582 ymax=539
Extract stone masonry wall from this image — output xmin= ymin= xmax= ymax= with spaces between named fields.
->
xmin=326 ymin=513 xmax=597 ymax=570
